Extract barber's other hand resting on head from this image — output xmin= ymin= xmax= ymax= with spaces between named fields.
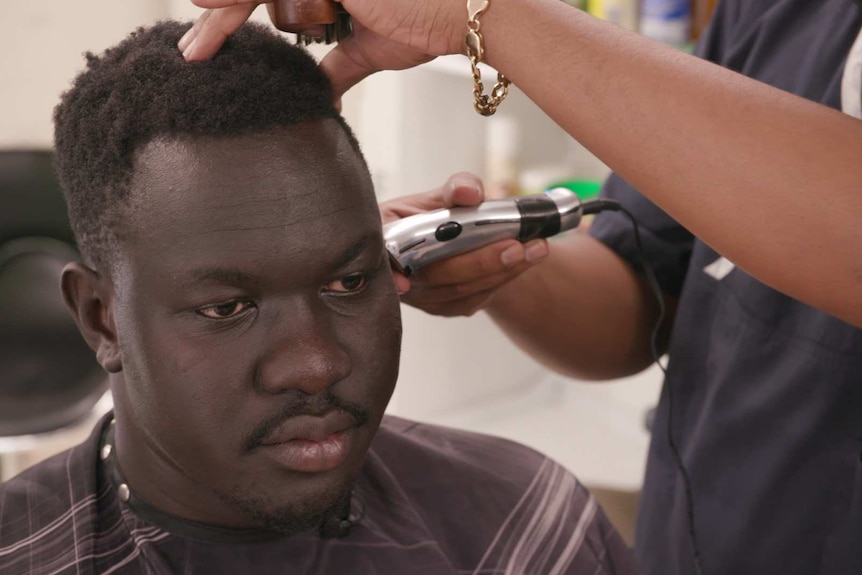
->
xmin=380 ymin=172 xmax=549 ymax=317
xmin=181 ymin=0 xmax=461 ymax=98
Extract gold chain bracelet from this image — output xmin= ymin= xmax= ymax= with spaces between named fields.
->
xmin=465 ymin=0 xmax=510 ymax=116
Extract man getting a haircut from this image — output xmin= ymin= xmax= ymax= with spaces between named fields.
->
xmin=0 ymin=22 xmax=634 ymax=575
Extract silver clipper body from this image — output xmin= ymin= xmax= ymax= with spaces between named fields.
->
xmin=383 ymin=188 xmax=583 ymax=276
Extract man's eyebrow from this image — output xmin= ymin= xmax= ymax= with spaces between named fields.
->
xmin=182 ymin=234 xmax=380 ymax=289
xmin=333 ymin=233 xmax=380 ymax=270
xmin=184 ymin=268 xmax=259 ymax=289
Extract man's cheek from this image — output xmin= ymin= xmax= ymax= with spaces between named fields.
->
xmin=364 ymin=331 xmax=401 ymax=402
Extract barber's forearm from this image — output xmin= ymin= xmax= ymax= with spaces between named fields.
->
xmin=480 ymin=0 xmax=862 ymax=327
xmin=486 ymin=233 xmax=668 ymax=380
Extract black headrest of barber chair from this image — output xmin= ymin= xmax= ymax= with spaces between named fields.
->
xmin=0 ymin=151 xmax=106 ymax=437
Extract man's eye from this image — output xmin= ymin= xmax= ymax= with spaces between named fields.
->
xmin=324 ymin=272 xmax=368 ymax=294
xmin=196 ymin=299 xmax=255 ymax=319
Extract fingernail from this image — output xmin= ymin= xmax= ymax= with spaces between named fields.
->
xmin=501 ymin=246 xmax=524 ymax=266
xmin=525 ymin=242 xmax=548 ymax=263
xmin=178 ymin=27 xmax=196 ymax=52
xmin=182 ymin=36 xmax=199 ymax=61
xmin=455 ymin=181 xmax=481 ymax=201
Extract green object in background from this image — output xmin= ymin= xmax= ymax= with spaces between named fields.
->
xmin=547 ymin=179 xmax=603 ymax=201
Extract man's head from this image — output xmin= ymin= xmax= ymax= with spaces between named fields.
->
xmin=55 ymin=21 xmax=401 ymax=535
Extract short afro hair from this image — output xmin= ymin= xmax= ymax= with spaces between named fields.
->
xmin=53 ymin=20 xmax=362 ymax=270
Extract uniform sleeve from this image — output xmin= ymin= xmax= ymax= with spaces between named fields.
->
xmin=588 ymin=0 xmax=743 ymax=298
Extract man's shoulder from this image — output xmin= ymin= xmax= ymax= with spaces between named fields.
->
xmin=0 ymin=418 xmax=107 ymax=569
xmin=374 ymin=415 xmax=549 ymax=488
xmin=1 ymin=447 xmax=78 ymax=508
xmin=365 ymin=416 xmax=637 ymax=574
xmin=370 ymin=415 xmax=590 ymax=524
xmin=1 ymin=416 xmax=106 ymax=504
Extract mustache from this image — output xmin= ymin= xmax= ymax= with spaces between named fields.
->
xmin=244 ymin=391 xmax=370 ymax=452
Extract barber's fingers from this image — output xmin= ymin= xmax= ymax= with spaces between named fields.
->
xmin=379 ymin=172 xmax=485 ymax=225
xmin=442 ymin=172 xmax=485 ymax=208
xmin=181 ymin=3 xmax=259 ymax=60
xmin=415 ymin=171 xmax=485 ymax=212
xmin=400 ymin=243 xmax=547 ymax=317
xmin=414 ymin=239 xmax=548 ymax=287
xmin=391 ymin=269 xmax=411 ymax=295
xmin=408 ymin=260 xmax=534 ymax=303
xmin=405 ymin=172 xmax=485 ymax=213
xmin=386 ymin=201 xmax=522 ymax=298
xmin=178 ymin=9 xmax=209 ymax=52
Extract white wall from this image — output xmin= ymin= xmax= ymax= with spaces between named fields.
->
xmin=0 ymin=2 xmax=169 ymax=148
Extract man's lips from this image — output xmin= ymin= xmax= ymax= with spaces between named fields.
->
xmin=258 ymin=410 xmax=357 ymax=446
xmin=254 ymin=410 xmax=359 ymax=473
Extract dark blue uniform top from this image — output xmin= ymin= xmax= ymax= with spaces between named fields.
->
xmin=590 ymin=1 xmax=862 ymax=573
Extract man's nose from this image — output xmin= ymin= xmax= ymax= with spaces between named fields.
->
xmin=255 ymin=306 xmax=352 ymax=396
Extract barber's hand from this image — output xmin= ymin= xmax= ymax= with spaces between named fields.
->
xmin=181 ymin=0 xmax=465 ymax=99
xmin=382 ymin=173 xmax=549 ymax=317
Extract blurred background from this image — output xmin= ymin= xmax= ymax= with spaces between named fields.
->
xmin=0 ymin=0 xmax=716 ymax=542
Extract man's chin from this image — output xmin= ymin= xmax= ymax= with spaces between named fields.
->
xmin=223 ymin=481 xmax=354 ymax=537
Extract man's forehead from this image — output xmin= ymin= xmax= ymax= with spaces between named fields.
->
xmin=112 ymin=123 xmax=380 ymax=283
xmin=132 ymin=121 xmax=366 ymax=187
xmin=126 ymin=123 xmax=375 ymax=230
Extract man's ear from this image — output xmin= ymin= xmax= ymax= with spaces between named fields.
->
xmin=61 ymin=263 xmax=122 ymax=373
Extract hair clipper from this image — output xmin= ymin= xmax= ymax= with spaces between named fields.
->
xmin=383 ymin=188 xmax=583 ymax=277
